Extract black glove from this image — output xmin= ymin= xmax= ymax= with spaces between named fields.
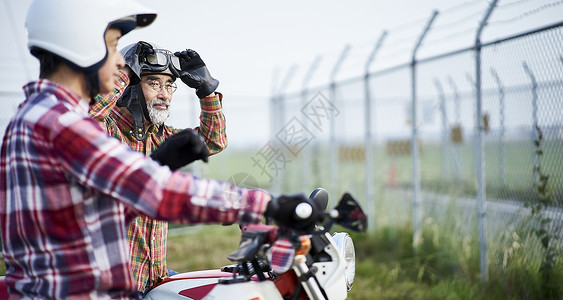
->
xmin=174 ymin=49 xmax=219 ymax=99
xmin=136 ymin=41 xmax=156 ymax=63
xmin=150 ymin=129 xmax=210 ymax=171
xmin=126 ymin=41 xmax=155 ymax=84
xmin=264 ymin=194 xmax=319 ymax=232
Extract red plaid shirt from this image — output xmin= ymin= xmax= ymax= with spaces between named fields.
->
xmin=0 ymin=80 xmax=270 ymax=299
xmin=89 ymin=71 xmax=227 ymax=292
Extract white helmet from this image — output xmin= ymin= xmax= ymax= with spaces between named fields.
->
xmin=26 ymin=0 xmax=157 ymax=70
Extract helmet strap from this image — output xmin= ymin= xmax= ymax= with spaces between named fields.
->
xmin=128 ymin=83 xmax=149 ymax=141
xmin=115 ymin=84 xmax=147 ymax=141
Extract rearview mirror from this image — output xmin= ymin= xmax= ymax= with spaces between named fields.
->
xmin=309 ymin=188 xmax=329 ymax=212
xmin=333 ymin=193 xmax=367 ymax=232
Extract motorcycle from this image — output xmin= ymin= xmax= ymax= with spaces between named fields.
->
xmin=144 ymin=188 xmax=367 ymax=300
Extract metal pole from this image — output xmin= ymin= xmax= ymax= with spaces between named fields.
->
xmin=523 ymin=62 xmax=539 ymax=183
xmin=490 ymin=68 xmax=506 ymax=185
xmin=365 ymin=31 xmax=388 ymax=234
xmin=270 ymin=68 xmax=281 ymax=147
xmin=448 ymin=77 xmax=462 ymax=181
xmin=301 ymin=56 xmax=322 ymax=191
xmin=272 ymin=65 xmax=297 ymax=194
xmin=329 ymin=45 xmax=350 ymax=204
xmin=474 ymin=0 xmax=498 ymax=282
xmin=434 ymin=79 xmax=449 ymax=180
xmin=411 ymin=10 xmax=438 ymax=249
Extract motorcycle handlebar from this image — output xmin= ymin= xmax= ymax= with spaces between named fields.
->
xmin=265 ymin=194 xmax=318 ymax=232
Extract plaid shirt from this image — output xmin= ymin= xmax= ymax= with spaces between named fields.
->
xmin=0 ymin=79 xmax=269 ymax=299
xmin=89 ymin=72 xmax=227 ymax=292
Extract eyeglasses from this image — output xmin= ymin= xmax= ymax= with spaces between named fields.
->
xmin=142 ymin=79 xmax=178 ymax=94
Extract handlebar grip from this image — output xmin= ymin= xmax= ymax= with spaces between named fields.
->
xmin=265 ymin=194 xmax=318 ymax=231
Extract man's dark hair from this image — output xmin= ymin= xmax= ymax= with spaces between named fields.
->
xmin=34 ymin=49 xmax=63 ymax=79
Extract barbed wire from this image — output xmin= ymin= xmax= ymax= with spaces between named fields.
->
xmin=296 ymin=1 xmax=489 ymax=68
xmin=278 ymin=0 xmax=562 ymax=89
xmin=421 ymin=28 xmax=476 ymax=48
xmin=431 ymin=10 xmax=485 ymax=32
xmin=497 ymin=0 xmax=541 ymax=9
xmin=442 ymin=0 xmax=487 ymax=13
xmin=489 ymin=0 xmax=563 ymax=26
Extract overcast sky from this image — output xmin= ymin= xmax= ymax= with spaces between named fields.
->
xmin=1 ymin=0 xmax=562 ymax=147
xmin=2 ymin=0 xmax=459 ymax=94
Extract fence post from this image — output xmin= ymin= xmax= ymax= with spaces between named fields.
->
xmin=448 ymin=77 xmax=462 ymax=181
xmin=522 ymin=62 xmax=539 ymax=183
xmin=270 ymin=68 xmax=281 ymax=147
xmin=301 ymin=56 xmax=322 ymax=191
xmin=271 ymin=65 xmax=297 ymax=194
xmin=329 ymin=45 xmax=350 ymax=203
xmin=434 ymin=79 xmax=449 ymax=180
xmin=490 ymin=68 xmax=506 ymax=185
xmin=365 ymin=31 xmax=388 ymax=234
xmin=411 ymin=10 xmax=438 ymax=249
xmin=474 ymin=0 xmax=498 ymax=282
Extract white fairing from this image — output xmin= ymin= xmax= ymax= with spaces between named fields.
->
xmin=306 ymin=232 xmax=349 ymax=300
xmin=145 ymin=278 xmax=283 ymax=300
xmin=144 ymin=278 xmax=220 ymax=300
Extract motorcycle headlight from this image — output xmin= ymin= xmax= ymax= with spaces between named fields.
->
xmin=332 ymin=232 xmax=356 ymax=291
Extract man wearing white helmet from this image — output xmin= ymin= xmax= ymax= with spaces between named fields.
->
xmin=0 ymin=0 xmax=286 ymax=298
xmin=89 ymin=40 xmax=227 ymax=294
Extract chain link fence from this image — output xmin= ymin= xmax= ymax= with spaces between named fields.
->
xmin=265 ymin=0 xmax=563 ymax=288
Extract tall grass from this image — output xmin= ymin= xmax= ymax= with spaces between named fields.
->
xmin=164 ymin=222 xmax=562 ymax=300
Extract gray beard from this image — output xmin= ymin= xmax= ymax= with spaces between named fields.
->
xmin=147 ymin=99 xmax=170 ymax=126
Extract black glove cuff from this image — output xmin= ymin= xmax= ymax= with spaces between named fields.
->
xmin=196 ymin=78 xmax=220 ymax=99
xmin=149 ymin=150 xmax=160 ymax=163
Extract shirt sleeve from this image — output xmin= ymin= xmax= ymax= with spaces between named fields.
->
xmin=49 ymin=108 xmax=268 ymax=225
xmin=194 ymin=92 xmax=227 ymax=155
xmin=89 ymin=71 xmax=129 ymax=123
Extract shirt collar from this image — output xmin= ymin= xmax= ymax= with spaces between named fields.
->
xmin=23 ymin=79 xmax=90 ymax=112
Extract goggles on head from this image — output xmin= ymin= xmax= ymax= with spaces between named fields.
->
xmin=137 ymin=41 xmax=181 ymax=74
